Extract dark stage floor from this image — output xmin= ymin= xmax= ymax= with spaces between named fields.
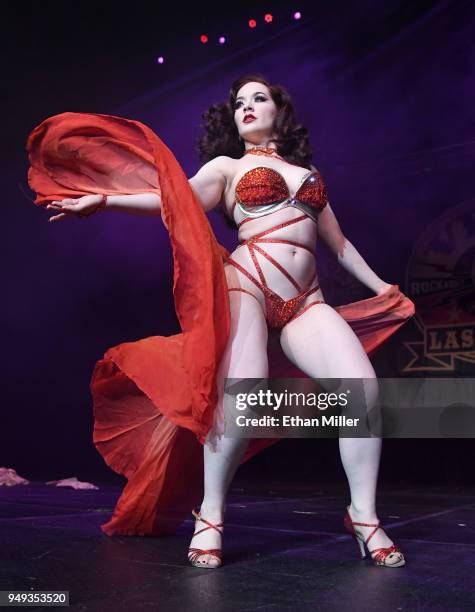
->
xmin=1 ymin=478 xmax=474 ymax=611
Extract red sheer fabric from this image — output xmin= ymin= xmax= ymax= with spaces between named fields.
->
xmin=26 ymin=112 xmax=415 ymax=536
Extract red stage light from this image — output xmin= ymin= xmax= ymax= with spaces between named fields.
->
xmin=264 ymin=13 xmax=273 ymax=23
xmin=248 ymin=19 xmax=257 ymax=28
xmin=200 ymin=34 xmax=208 ymax=44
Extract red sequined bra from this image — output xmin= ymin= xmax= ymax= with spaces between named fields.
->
xmin=234 ymin=166 xmax=328 ymax=226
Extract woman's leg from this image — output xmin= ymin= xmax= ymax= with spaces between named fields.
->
xmin=189 ymin=289 xmax=269 ymax=566
xmin=279 ymin=303 xmax=395 ymax=553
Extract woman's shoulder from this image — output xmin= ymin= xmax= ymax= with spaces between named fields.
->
xmin=210 ymin=155 xmax=239 ymax=170
xmin=205 ymin=155 xmax=240 ymax=185
xmin=199 ymin=155 xmax=238 ymax=171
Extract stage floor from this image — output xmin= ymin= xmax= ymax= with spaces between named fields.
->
xmin=1 ymin=478 xmax=474 ymax=611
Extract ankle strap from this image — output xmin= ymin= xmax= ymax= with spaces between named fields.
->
xmin=351 ymin=520 xmax=380 ymax=528
xmin=192 ymin=509 xmax=224 ymax=536
xmin=346 ymin=509 xmax=381 ymax=546
xmin=353 ymin=522 xmax=380 ymax=546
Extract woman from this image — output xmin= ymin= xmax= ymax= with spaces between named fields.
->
xmin=26 ymin=74 xmax=415 ymax=570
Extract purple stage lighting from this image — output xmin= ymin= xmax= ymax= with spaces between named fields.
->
xmin=293 ymin=11 xmax=301 ymax=20
xmin=218 ymin=36 xmax=226 ymax=44
xmin=157 ymin=56 xmax=164 ymax=64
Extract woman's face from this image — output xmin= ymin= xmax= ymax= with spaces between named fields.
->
xmin=233 ymin=81 xmax=278 ymax=144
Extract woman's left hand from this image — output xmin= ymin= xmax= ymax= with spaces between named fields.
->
xmin=46 ymin=194 xmax=105 ymax=222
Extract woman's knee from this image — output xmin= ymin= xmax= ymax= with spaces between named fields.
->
xmin=343 ymin=376 xmax=380 ymax=419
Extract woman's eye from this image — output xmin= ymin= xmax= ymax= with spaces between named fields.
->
xmin=235 ymin=96 xmax=267 ymax=110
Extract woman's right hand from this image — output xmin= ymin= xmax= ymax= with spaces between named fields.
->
xmin=46 ymin=194 xmax=106 ymax=222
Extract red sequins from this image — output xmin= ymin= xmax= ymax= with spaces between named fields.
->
xmin=236 ymin=166 xmax=289 ymax=207
xmin=244 ymin=147 xmax=284 ymax=161
xmin=296 ymin=171 xmax=328 ymax=210
xmin=235 ymin=167 xmax=328 ymax=212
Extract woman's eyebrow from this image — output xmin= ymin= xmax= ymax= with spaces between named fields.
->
xmin=235 ymin=91 xmax=267 ymax=101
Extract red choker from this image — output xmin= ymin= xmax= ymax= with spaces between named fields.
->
xmin=244 ymin=147 xmax=284 ymax=160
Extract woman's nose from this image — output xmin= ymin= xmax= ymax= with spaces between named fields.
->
xmin=243 ymin=103 xmax=254 ymax=112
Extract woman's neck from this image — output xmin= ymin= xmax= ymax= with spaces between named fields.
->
xmin=243 ymin=146 xmax=284 ymax=161
xmin=244 ymin=139 xmax=277 ymax=151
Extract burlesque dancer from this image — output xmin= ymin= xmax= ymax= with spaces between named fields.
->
xmin=26 ymin=74 xmax=415 ymax=570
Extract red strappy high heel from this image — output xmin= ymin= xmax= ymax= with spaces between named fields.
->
xmin=188 ymin=509 xmax=224 ymax=569
xmin=343 ymin=506 xmax=406 ymax=567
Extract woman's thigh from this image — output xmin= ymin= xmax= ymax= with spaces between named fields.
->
xmin=219 ymin=290 xmax=269 ymax=379
xmin=207 ymin=290 xmax=269 ymax=447
xmin=279 ymin=304 xmax=379 ymax=424
xmin=280 ymin=303 xmax=376 ymax=379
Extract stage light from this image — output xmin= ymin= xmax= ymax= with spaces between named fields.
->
xmin=248 ymin=19 xmax=257 ymax=28
xmin=200 ymin=34 xmax=208 ymax=44
xmin=157 ymin=56 xmax=164 ymax=64
xmin=218 ymin=36 xmax=226 ymax=44
xmin=293 ymin=11 xmax=302 ymax=20
xmin=264 ymin=13 xmax=273 ymax=23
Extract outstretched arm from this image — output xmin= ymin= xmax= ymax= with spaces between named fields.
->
xmin=102 ymin=155 xmax=227 ymax=214
xmin=47 ymin=192 xmax=162 ymax=222
xmin=317 ymin=202 xmax=392 ymax=295
xmin=47 ymin=156 xmax=228 ymax=222
xmin=101 ymin=193 xmax=162 ymax=215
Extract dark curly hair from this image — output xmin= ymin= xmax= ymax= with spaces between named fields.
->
xmin=197 ymin=74 xmax=313 ymax=227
